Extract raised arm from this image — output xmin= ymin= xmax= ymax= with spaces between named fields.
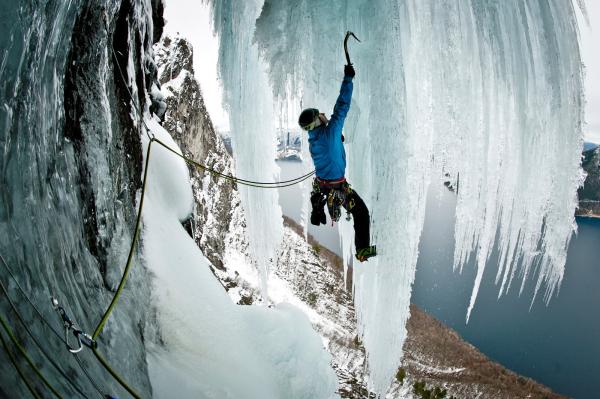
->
xmin=328 ymin=66 xmax=354 ymax=135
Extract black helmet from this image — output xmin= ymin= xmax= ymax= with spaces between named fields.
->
xmin=298 ymin=108 xmax=319 ymax=131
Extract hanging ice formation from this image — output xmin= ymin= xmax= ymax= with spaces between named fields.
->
xmin=207 ymin=0 xmax=585 ymax=396
xmin=207 ymin=0 xmax=284 ymax=295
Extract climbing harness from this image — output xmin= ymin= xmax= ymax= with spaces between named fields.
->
xmin=313 ymin=177 xmax=354 ymax=225
xmin=344 ymin=31 xmax=361 ymax=66
xmin=316 ymin=176 xmax=347 ymax=186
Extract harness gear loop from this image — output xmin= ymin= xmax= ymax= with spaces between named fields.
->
xmin=344 ymin=31 xmax=361 ymax=66
xmin=327 ymin=190 xmax=344 ymax=223
xmin=315 ymin=177 xmax=353 ymax=224
xmin=51 ymin=297 xmax=97 ymax=354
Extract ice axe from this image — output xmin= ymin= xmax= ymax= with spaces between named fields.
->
xmin=344 ymin=31 xmax=361 ymax=66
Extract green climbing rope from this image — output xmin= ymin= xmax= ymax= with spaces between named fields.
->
xmin=92 ymin=348 xmax=141 ymax=399
xmin=0 ymin=328 xmax=42 ymax=399
xmin=92 ymin=138 xmax=153 ymax=341
xmin=0 ymin=314 xmax=64 ymax=398
xmin=0 ymin=42 xmax=318 ymax=399
xmin=152 ymin=137 xmax=315 ymax=188
xmin=0 ymin=278 xmax=94 ymax=399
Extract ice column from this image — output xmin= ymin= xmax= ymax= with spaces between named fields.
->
xmin=226 ymin=0 xmax=585 ymax=396
xmin=206 ymin=0 xmax=283 ymax=294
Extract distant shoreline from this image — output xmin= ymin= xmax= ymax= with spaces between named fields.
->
xmin=576 ymin=214 xmax=600 ymax=219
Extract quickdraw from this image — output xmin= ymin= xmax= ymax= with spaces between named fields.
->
xmin=327 ymin=190 xmax=345 ymax=223
xmin=316 ymin=179 xmax=354 ymax=224
xmin=51 ymin=297 xmax=96 ymax=354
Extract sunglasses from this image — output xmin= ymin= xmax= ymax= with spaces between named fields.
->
xmin=302 ymin=119 xmax=319 ymax=131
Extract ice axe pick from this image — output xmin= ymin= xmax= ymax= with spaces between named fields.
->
xmin=344 ymin=31 xmax=361 ymax=66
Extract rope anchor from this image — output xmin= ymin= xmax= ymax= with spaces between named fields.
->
xmin=51 ymin=297 xmax=97 ymax=353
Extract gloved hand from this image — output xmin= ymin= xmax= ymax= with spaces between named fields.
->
xmin=344 ymin=64 xmax=355 ymax=78
xmin=310 ymin=192 xmax=327 ymax=226
xmin=310 ymin=210 xmax=326 ymax=226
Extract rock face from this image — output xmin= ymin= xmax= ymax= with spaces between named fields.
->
xmin=577 ymin=146 xmax=600 ymax=217
xmin=1 ymin=1 xmax=165 ymax=397
xmin=154 ymin=35 xmax=240 ymax=269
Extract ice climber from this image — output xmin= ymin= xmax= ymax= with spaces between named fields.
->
xmin=298 ymin=64 xmax=377 ymax=262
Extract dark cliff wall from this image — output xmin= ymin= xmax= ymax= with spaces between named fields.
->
xmin=0 ymin=1 xmax=164 ymax=397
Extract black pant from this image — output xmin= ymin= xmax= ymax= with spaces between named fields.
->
xmin=316 ymin=181 xmax=371 ymax=251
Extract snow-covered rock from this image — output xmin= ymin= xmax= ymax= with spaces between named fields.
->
xmin=154 ymin=35 xmax=239 ymax=269
xmin=149 ymin=35 xmax=338 ymax=398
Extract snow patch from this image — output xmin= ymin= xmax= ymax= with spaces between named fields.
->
xmin=142 ymin=118 xmax=338 ymax=398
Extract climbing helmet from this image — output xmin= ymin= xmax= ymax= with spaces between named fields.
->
xmin=298 ymin=108 xmax=320 ymax=131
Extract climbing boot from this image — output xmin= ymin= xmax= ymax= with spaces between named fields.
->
xmin=355 ymin=245 xmax=377 ymax=262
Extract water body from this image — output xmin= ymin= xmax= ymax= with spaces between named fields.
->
xmin=278 ymin=159 xmax=599 ymax=399
xmin=584 ymin=142 xmax=598 ymax=151
xmin=413 ymin=187 xmax=600 ymax=399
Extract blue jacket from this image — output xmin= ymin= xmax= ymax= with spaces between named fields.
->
xmin=308 ymin=76 xmax=353 ymax=180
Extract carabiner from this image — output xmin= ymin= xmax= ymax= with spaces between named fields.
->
xmin=51 ymin=297 xmax=96 ymax=353
xmin=65 ymin=327 xmax=84 ymax=354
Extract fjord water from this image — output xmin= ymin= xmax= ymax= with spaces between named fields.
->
xmin=413 ymin=184 xmax=599 ymax=399
xmin=278 ymin=160 xmax=599 ymax=399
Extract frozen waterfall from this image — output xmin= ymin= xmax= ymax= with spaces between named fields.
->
xmin=0 ymin=0 xmax=339 ymax=396
xmin=208 ymin=0 xmax=284 ymax=295
xmin=207 ymin=0 xmax=585 ymax=395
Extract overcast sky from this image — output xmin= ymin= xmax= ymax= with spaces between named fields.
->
xmin=577 ymin=2 xmax=600 ymax=143
xmin=162 ymin=1 xmax=599 ymax=143
xmin=162 ymin=1 xmax=229 ymax=131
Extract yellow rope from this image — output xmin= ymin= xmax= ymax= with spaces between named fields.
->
xmin=92 ymin=348 xmax=141 ymax=399
xmin=92 ymin=139 xmax=154 ymax=340
xmin=0 ymin=327 xmax=43 ymax=399
xmin=1 ymin=44 xmax=315 ymax=399
xmin=0 ymin=314 xmax=64 ymax=398
xmin=152 ymin=138 xmax=315 ymax=188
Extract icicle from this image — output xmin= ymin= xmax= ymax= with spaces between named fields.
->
xmin=210 ymin=0 xmax=585 ymax=395
xmin=206 ymin=0 xmax=284 ymax=296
